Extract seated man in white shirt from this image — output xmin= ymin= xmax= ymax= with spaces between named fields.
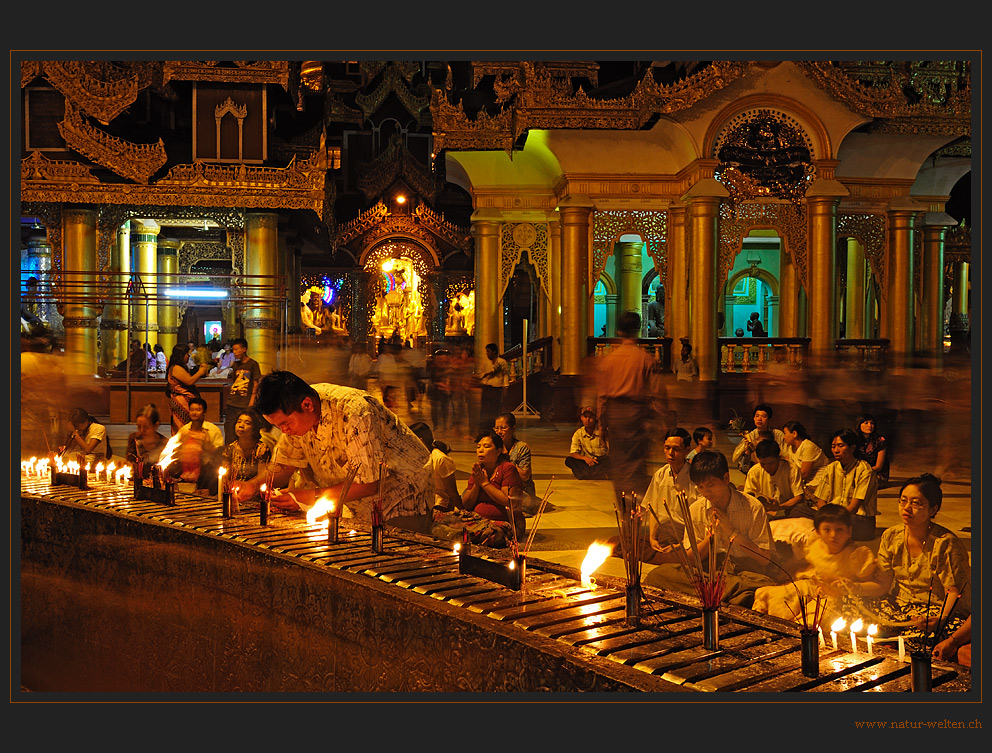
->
xmin=643 ymin=449 xmax=776 ymax=608
xmin=565 ymin=406 xmax=610 ymax=480
xmin=172 ymin=397 xmax=224 ymax=495
xmin=731 ymin=403 xmax=786 ymax=474
xmin=743 ymin=439 xmax=807 ymax=519
xmin=641 ymin=427 xmax=697 ymax=557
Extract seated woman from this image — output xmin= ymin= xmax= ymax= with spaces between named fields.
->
xmin=864 ymin=473 xmax=970 ymax=638
xmin=493 ymin=412 xmax=540 ymax=516
xmin=460 ymin=429 xmax=525 ymax=544
xmin=811 ymin=428 xmax=878 ymax=541
xmin=781 ymin=420 xmax=829 ymax=488
xmin=409 ymin=421 xmax=460 ymax=514
xmin=125 ymin=403 xmax=169 ymax=476
xmin=855 ymin=412 xmax=890 ymax=488
xmin=223 ymin=410 xmax=272 ymax=506
xmin=58 ymin=407 xmax=111 ymax=468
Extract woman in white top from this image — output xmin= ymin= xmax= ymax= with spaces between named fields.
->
xmin=58 ymin=407 xmax=110 ymax=468
xmin=812 ymin=428 xmax=879 ymax=541
xmin=409 ymin=422 xmax=460 ymax=513
xmin=781 ymin=420 xmax=828 ymax=487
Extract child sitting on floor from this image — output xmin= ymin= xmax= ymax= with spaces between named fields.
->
xmin=752 ymin=504 xmax=887 ymax=628
xmin=686 ymin=426 xmax=714 ymax=462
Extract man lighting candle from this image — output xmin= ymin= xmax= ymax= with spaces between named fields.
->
xmin=233 ymin=370 xmax=433 ymax=532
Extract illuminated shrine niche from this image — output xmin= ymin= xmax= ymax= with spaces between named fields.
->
xmin=371 ymin=256 xmax=427 ymax=341
xmin=444 ymin=289 xmax=475 ymax=336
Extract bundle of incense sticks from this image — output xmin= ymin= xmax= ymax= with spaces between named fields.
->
xmin=907 ymin=575 xmax=961 ymax=656
xmin=612 ymin=491 xmax=643 ymax=589
xmin=335 ymin=462 xmax=360 ymax=515
xmin=658 ymin=491 xmax=734 ymax=610
xmin=523 ymin=476 xmax=555 ymax=557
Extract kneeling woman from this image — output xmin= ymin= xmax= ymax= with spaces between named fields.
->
xmin=866 ymin=473 xmax=970 ymax=638
xmin=224 ymin=410 xmax=272 ymax=505
xmin=461 ymin=429 xmax=525 ymax=543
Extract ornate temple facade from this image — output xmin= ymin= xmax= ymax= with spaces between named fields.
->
xmin=19 ymin=58 xmax=972 ymax=400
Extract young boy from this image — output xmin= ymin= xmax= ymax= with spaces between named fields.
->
xmin=642 ymin=450 xmax=775 ymax=607
xmin=753 ymin=504 xmax=886 ymax=627
xmin=173 ymin=397 xmax=224 ymax=495
xmin=686 ymin=426 xmax=714 ymax=461
xmin=565 ymin=406 xmax=610 ymax=480
xmin=743 ymin=439 xmax=806 ymax=519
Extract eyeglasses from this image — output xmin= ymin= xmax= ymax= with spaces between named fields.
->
xmin=898 ymin=498 xmax=929 ymax=510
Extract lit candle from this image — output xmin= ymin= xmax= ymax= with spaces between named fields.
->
xmin=830 ymin=618 xmax=845 ymax=652
xmin=818 ymin=626 xmax=825 ymax=648
xmin=218 ymin=466 xmax=227 ymax=506
xmin=866 ymin=624 xmax=877 ymax=656
xmin=106 ymin=462 xmax=116 ymax=483
xmin=850 ymin=618 xmax=863 ymax=654
xmin=898 ymin=635 xmax=905 ymax=662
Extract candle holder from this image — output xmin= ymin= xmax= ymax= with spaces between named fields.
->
xmin=51 ymin=467 xmax=88 ymax=490
xmin=625 ymin=585 xmax=641 ymax=627
xmin=222 ymin=492 xmax=233 ymax=518
xmin=327 ymin=514 xmax=340 ymax=544
xmin=701 ymin=608 xmax=720 ymax=650
xmin=260 ymin=493 xmax=270 ymax=526
xmin=371 ymin=524 xmax=385 ymax=553
xmin=910 ymin=651 xmax=933 ymax=692
xmin=800 ymin=628 xmax=820 ymax=678
xmin=458 ymin=550 xmax=525 ymax=591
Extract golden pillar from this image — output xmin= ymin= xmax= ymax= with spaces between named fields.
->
xmin=616 ymin=240 xmax=643 ymax=322
xmin=157 ymin=238 xmax=180 ymax=356
xmin=805 ymin=196 xmax=840 ymax=360
xmin=778 ymin=244 xmax=800 ymax=338
xmin=99 ymin=231 xmax=125 ymax=371
xmin=471 ymin=210 xmax=502 ymax=369
xmin=667 ymin=203 xmax=688 ymax=342
xmin=546 ymin=215 xmax=562 ymax=369
xmin=62 ymin=207 xmax=100 ymax=375
xmin=559 ymin=198 xmax=593 ymax=376
xmin=920 ymin=211 xmax=956 ymax=364
xmin=683 ymin=179 xmax=726 ymax=382
xmin=845 ymin=238 xmax=867 ymax=339
xmin=245 ymin=213 xmax=281 ymax=375
xmin=114 ymin=222 xmax=132 ymax=363
xmin=885 ymin=203 xmax=918 ymax=367
xmin=949 ymin=261 xmax=969 ymax=342
xmin=130 ymin=220 xmax=161 ymax=347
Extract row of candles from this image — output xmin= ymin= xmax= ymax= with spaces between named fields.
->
xmin=22 ymin=456 xmax=133 ymax=486
xmin=826 ymin=618 xmax=880 ymax=656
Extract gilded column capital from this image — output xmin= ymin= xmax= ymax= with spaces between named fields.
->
xmin=63 ymin=206 xmax=99 ymax=224
xmin=246 ymin=212 xmax=280 ymax=231
xmin=680 ymin=178 xmax=728 ymax=202
xmin=131 ymin=219 xmax=162 ymax=236
xmin=157 ymin=238 xmax=181 ymax=254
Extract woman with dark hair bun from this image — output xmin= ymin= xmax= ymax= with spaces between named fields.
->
xmin=223 ymin=410 xmax=272 ymax=504
xmin=781 ymin=420 xmax=828 ymax=487
xmin=855 ymin=412 xmax=890 ymax=488
xmin=865 ymin=473 xmax=970 ymax=638
xmin=811 ymin=428 xmax=878 ymax=541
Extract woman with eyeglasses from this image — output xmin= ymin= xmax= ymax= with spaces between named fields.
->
xmin=864 ymin=473 xmax=970 ymax=641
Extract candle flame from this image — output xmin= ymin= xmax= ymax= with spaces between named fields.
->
xmin=830 ymin=618 xmax=846 ymax=633
xmin=96 ymin=462 xmax=104 ymax=474
xmin=580 ymin=541 xmax=613 ymax=587
xmin=306 ymin=496 xmax=336 ymax=526
xmin=107 ymin=461 xmax=116 ymax=474
xmin=218 ymin=466 xmax=227 ymax=477
xmin=867 ymin=623 xmax=878 ymax=636
xmin=157 ymin=434 xmax=183 ymax=470
xmin=849 ymin=618 xmax=863 ymax=633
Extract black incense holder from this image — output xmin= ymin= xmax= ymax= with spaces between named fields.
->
xmin=800 ymin=629 xmax=819 ymax=677
xmin=458 ymin=551 xmax=525 ymax=591
xmin=702 ymin=608 xmax=720 ymax=650
xmin=911 ymin=651 xmax=933 ymax=692
xmin=371 ymin=524 xmax=385 ymax=553
xmin=50 ymin=467 xmax=88 ymax=490
xmin=625 ymin=585 xmax=641 ymax=627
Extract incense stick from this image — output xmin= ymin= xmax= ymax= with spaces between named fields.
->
xmin=523 ymin=477 xmax=555 ymax=557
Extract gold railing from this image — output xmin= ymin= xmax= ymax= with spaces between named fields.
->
xmin=503 ymin=336 xmax=552 ymax=382
xmin=587 ymin=337 xmax=673 ymax=372
xmin=833 ymin=339 xmax=890 ymax=371
xmin=719 ymin=338 xmax=809 ymax=373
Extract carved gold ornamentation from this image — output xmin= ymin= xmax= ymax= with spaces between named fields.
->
xmin=591 ymin=210 xmax=668 ymax=289
xmin=499 ymin=223 xmax=549 ymax=299
xmin=59 ymin=101 xmax=167 ymax=184
xmin=943 ymin=222 xmax=970 ymax=265
xmin=360 ymin=216 xmax=441 ymax=267
xmin=432 ymin=61 xmax=749 ymax=154
xmin=179 ymin=242 xmax=233 ymax=275
xmin=21 ymin=60 xmax=43 ymax=88
xmin=356 ymin=136 xmax=436 ymax=203
xmin=796 ymin=61 xmax=970 ymax=136
xmin=356 ymin=62 xmax=430 ymax=121
xmin=42 ymin=61 xmax=141 ymax=123
xmin=411 ymin=203 xmax=472 ymax=251
xmin=336 ymin=202 xmax=390 ymax=247
xmin=714 ymin=110 xmax=816 ymax=207
xmin=719 ymin=201 xmax=808 ymax=290
xmin=162 ymin=61 xmax=290 ymax=89
xmin=838 ymin=213 xmax=887 ymax=291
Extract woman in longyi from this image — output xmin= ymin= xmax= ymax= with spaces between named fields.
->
xmin=753 ymin=504 xmax=887 ymax=627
